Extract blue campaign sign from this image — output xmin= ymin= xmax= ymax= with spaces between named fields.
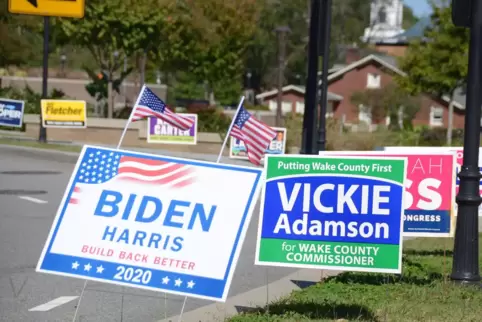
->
xmin=255 ymin=155 xmax=407 ymax=273
xmin=36 ymin=145 xmax=263 ymax=301
xmin=0 ymin=98 xmax=25 ymax=128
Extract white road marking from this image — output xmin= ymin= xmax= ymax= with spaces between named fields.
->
xmin=18 ymin=196 xmax=47 ymax=204
xmin=29 ymin=296 xmax=79 ymax=312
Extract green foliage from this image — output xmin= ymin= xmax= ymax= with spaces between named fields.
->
xmin=185 ymin=105 xmax=231 ymax=135
xmin=244 ymin=104 xmax=270 ymax=111
xmin=396 ymin=2 xmax=469 ymax=98
xmin=351 ymin=83 xmax=421 ymax=129
xmin=227 ymin=235 xmax=482 ymax=322
xmin=0 ymin=85 xmax=66 ymax=114
xmin=84 ymin=66 xmax=133 ymax=102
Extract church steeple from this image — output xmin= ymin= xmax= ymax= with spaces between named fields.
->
xmin=362 ymin=0 xmax=405 ymax=43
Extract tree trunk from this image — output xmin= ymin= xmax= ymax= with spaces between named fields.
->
xmin=140 ymin=50 xmax=147 ymax=85
xmin=107 ymin=80 xmax=114 ymax=118
xmin=447 ymin=93 xmax=454 ymax=146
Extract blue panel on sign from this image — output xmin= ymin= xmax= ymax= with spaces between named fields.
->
xmin=0 ymin=99 xmax=25 ymax=128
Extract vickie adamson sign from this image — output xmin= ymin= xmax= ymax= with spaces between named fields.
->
xmin=255 ymin=155 xmax=407 ymax=274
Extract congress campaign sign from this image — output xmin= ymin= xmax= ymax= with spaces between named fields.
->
xmin=36 ymin=145 xmax=263 ymax=301
xmin=0 ymin=98 xmax=24 ymax=128
xmin=230 ymin=127 xmax=287 ymax=161
xmin=322 ymin=151 xmax=456 ymax=237
xmin=147 ymin=114 xmax=198 ymax=145
xmin=385 ymin=146 xmax=482 ymax=216
xmin=255 ymin=155 xmax=407 ymax=273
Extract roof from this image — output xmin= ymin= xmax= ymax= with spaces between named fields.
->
xmin=322 ymin=54 xmax=466 ymax=110
xmin=374 ymin=16 xmax=432 ymax=44
xmin=255 ymin=84 xmax=343 ymax=101
xmin=397 ymin=16 xmax=431 ymax=41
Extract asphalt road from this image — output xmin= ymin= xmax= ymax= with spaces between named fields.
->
xmin=0 ymin=146 xmax=299 ymax=322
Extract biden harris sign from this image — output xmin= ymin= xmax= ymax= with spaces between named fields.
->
xmin=255 ymin=155 xmax=407 ymax=274
xmin=0 ymin=98 xmax=24 ymax=128
xmin=36 ymin=145 xmax=263 ymax=301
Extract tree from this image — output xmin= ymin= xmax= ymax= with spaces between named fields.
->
xmin=178 ymin=0 xmax=261 ymax=104
xmin=351 ymin=82 xmax=420 ymax=130
xmin=395 ymin=1 xmax=469 ymax=144
xmin=55 ymin=0 xmax=175 ymax=118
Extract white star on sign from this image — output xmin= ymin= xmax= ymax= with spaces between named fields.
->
xmin=72 ymin=261 xmax=79 ymax=270
xmin=162 ymin=276 xmax=170 ymax=284
xmin=84 ymin=263 xmax=92 ymax=272
xmin=174 ymin=278 xmax=182 ymax=287
xmin=187 ymin=280 xmax=195 ymax=289
xmin=96 ymin=265 xmax=104 ymax=273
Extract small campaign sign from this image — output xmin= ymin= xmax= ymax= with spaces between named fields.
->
xmin=322 ymin=151 xmax=456 ymax=237
xmin=0 ymin=98 xmax=24 ymax=128
xmin=255 ymin=155 xmax=407 ymax=274
xmin=36 ymin=145 xmax=263 ymax=301
xmin=230 ymin=127 xmax=287 ymax=161
xmin=147 ymin=114 xmax=198 ymax=145
xmin=385 ymin=146 xmax=482 ymax=216
xmin=41 ymin=99 xmax=87 ymax=128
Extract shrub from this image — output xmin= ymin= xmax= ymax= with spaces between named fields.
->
xmin=186 ymin=105 xmax=231 ymax=135
xmin=244 ymin=103 xmax=270 ymax=111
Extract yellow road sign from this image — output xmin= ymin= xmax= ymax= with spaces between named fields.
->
xmin=41 ymin=99 xmax=87 ymax=128
xmin=8 ymin=0 xmax=85 ymax=18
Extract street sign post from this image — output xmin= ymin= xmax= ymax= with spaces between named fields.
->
xmin=8 ymin=0 xmax=85 ymax=142
xmin=8 ymin=0 xmax=85 ymax=18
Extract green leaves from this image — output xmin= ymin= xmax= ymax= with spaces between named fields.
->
xmin=396 ymin=4 xmax=469 ymax=98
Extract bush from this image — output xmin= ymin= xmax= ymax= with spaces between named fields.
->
xmin=244 ymin=103 xmax=269 ymax=111
xmin=186 ymin=105 xmax=231 ymax=135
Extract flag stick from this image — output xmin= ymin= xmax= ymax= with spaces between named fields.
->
xmin=116 ymin=84 xmax=147 ymax=149
xmin=216 ymin=96 xmax=245 ymax=163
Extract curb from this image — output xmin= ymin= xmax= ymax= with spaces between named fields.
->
xmin=156 ymin=268 xmax=339 ymax=322
xmin=0 ymin=143 xmax=257 ymax=167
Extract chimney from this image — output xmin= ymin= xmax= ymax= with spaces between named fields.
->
xmin=345 ymin=45 xmax=361 ymax=65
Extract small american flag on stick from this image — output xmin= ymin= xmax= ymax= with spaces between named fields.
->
xmin=131 ymin=86 xmax=194 ymax=131
xmin=230 ymin=106 xmax=277 ymax=166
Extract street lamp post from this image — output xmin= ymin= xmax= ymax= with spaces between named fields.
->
xmin=450 ymin=0 xmax=482 ymax=284
xmin=60 ymin=53 xmax=67 ymax=77
xmin=317 ymin=0 xmax=332 ymax=152
xmin=274 ymin=26 xmax=291 ymax=127
xmin=301 ymin=0 xmax=322 ymax=154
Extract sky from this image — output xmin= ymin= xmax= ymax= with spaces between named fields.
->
xmin=404 ymin=0 xmax=432 ymax=17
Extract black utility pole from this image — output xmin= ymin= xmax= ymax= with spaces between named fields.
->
xmin=450 ymin=0 xmax=482 ymax=284
xmin=301 ymin=0 xmax=322 ymax=154
xmin=39 ymin=16 xmax=49 ymax=143
xmin=317 ymin=0 xmax=332 ymax=152
xmin=274 ymin=26 xmax=290 ymax=127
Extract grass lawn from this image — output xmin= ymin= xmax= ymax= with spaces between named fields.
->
xmin=227 ymin=235 xmax=482 ymax=322
xmin=0 ymin=137 xmax=82 ymax=153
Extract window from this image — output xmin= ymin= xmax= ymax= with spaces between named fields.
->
xmin=430 ymin=106 xmax=444 ymax=127
xmin=367 ymin=73 xmax=381 ymax=88
xmin=377 ymin=6 xmax=387 ymax=24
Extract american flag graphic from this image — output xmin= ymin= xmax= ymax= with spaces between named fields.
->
xmin=131 ymin=86 xmax=194 ymax=131
xmin=69 ymin=149 xmax=196 ymax=205
xmin=230 ymin=106 xmax=277 ymax=166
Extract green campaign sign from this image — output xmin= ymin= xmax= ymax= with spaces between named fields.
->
xmin=255 ymin=155 xmax=407 ymax=273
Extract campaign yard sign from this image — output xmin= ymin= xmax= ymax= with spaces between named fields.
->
xmin=230 ymin=127 xmax=287 ymax=161
xmin=385 ymin=146 xmax=482 ymax=216
xmin=147 ymin=114 xmax=198 ymax=145
xmin=36 ymin=145 xmax=263 ymax=301
xmin=255 ymin=155 xmax=407 ymax=273
xmin=322 ymin=151 xmax=456 ymax=237
xmin=0 ymin=98 xmax=24 ymax=128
